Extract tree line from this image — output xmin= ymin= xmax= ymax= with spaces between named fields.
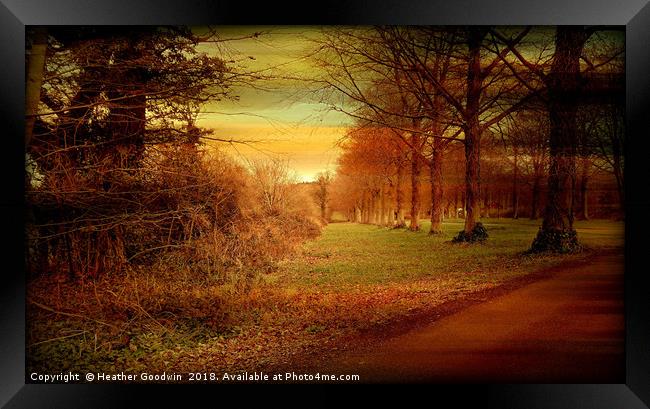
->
xmin=312 ymin=26 xmax=624 ymax=251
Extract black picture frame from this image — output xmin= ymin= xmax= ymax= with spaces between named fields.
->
xmin=1 ymin=0 xmax=649 ymax=407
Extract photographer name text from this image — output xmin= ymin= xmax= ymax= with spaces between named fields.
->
xmin=30 ymin=371 xmax=360 ymax=383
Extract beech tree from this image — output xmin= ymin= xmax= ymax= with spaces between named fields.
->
xmin=491 ymin=26 xmax=624 ymax=251
xmin=381 ymin=27 xmax=547 ymax=241
xmin=334 ymin=124 xmax=406 ymax=227
xmin=312 ymin=27 xmax=462 ymax=234
xmin=317 ymin=26 xmax=538 ymax=240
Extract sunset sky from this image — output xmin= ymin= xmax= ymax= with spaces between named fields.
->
xmin=195 ymin=26 xmax=351 ymax=182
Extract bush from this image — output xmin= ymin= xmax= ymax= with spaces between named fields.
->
xmin=528 ymin=227 xmax=582 ymax=254
xmin=452 ymin=222 xmax=489 ymax=243
xmin=27 ymin=145 xmax=323 ymax=282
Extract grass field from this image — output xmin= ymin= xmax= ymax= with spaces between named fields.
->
xmin=27 ymin=218 xmax=624 ymax=377
xmin=273 ymin=218 xmax=624 ymax=288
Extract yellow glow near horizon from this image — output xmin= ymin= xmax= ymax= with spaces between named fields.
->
xmin=203 ymin=123 xmax=345 ymax=182
xmin=194 ymin=26 xmax=350 ymax=182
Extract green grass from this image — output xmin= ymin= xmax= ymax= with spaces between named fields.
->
xmin=274 ymin=218 xmax=624 ymax=289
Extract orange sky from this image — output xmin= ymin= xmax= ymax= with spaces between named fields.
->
xmin=195 ymin=26 xmax=351 ymax=182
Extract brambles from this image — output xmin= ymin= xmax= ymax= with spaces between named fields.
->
xmin=27 ymin=147 xmax=323 ymax=281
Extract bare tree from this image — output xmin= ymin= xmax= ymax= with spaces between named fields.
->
xmin=251 ymin=159 xmax=295 ymax=216
xmin=372 ymin=27 xmax=537 ymax=240
xmin=314 ymin=171 xmax=333 ymax=221
xmin=25 ymin=27 xmax=267 ymax=278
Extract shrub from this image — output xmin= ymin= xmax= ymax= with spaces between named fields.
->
xmin=27 ymin=144 xmax=323 ymax=282
xmin=528 ymin=227 xmax=582 ymax=254
xmin=452 ymin=222 xmax=489 ymax=243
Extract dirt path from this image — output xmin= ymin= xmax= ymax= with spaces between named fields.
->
xmin=329 ymin=252 xmax=624 ymax=383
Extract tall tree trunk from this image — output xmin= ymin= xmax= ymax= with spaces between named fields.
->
xmin=459 ymin=28 xmax=486 ymax=240
xmin=25 ymin=27 xmax=48 ymax=147
xmin=354 ymin=204 xmax=362 ymax=223
xmin=530 ymin=173 xmax=541 ymax=220
xmin=429 ymin=148 xmax=444 ymax=234
xmin=362 ymin=192 xmax=369 ymax=224
xmin=369 ymin=192 xmax=377 ymax=225
xmin=496 ymin=193 xmax=501 ymax=219
xmin=380 ymin=186 xmax=388 ymax=226
xmin=461 ymin=191 xmax=466 ymax=217
xmin=531 ymin=27 xmax=589 ymax=252
xmin=463 ymin=129 xmax=481 ymax=231
xmin=409 ymin=133 xmax=422 ymax=231
xmin=107 ymin=41 xmax=148 ymax=168
xmin=540 ymin=99 xmax=577 ymax=231
xmin=395 ymin=160 xmax=406 ymax=227
xmin=376 ymin=192 xmax=382 ymax=225
xmin=512 ymin=145 xmax=519 ymax=219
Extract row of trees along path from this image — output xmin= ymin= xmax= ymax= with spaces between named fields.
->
xmin=315 ymin=26 xmax=623 ymax=251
